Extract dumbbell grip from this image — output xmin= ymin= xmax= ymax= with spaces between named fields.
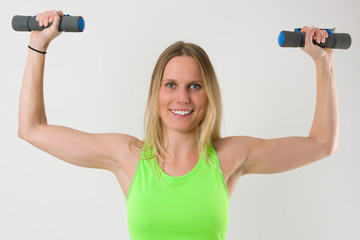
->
xmin=278 ymin=30 xmax=351 ymax=49
xmin=12 ymin=15 xmax=85 ymax=32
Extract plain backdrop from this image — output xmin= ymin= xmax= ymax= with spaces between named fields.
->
xmin=1 ymin=0 xmax=359 ymax=239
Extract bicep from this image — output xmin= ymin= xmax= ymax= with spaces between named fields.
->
xmin=241 ymin=136 xmax=333 ymax=175
xmin=20 ymin=124 xmax=138 ymax=172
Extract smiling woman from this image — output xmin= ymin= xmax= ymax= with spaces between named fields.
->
xmin=157 ymin=56 xmax=208 ymax=142
xmin=139 ymin=42 xmax=223 ymax=177
xmin=17 ymin=9 xmax=339 ymax=239
xmin=124 ymin=42 xmax=231 ymax=239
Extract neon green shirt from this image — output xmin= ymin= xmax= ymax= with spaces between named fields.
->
xmin=126 ymin=144 xmax=230 ymax=239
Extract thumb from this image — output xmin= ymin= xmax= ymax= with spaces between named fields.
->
xmin=50 ymin=15 xmax=61 ymax=32
xmin=305 ymin=27 xmax=316 ymax=47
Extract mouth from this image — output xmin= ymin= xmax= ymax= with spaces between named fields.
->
xmin=169 ymin=109 xmax=194 ymax=117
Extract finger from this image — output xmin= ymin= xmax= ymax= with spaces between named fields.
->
xmin=300 ymin=26 xmax=309 ymax=33
xmin=320 ymin=30 xmax=326 ymax=43
xmin=324 ymin=30 xmax=329 ymax=42
xmin=39 ymin=16 xmax=43 ymax=26
xmin=319 ymin=30 xmax=324 ymax=43
xmin=50 ymin=10 xmax=64 ymax=22
xmin=44 ymin=10 xmax=56 ymax=26
xmin=43 ymin=11 xmax=50 ymax=26
xmin=322 ymin=32 xmax=327 ymax=43
xmin=36 ymin=13 xmax=42 ymax=26
xmin=319 ymin=30 xmax=326 ymax=42
xmin=49 ymin=10 xmax=57 ymax=22
xmin=318 ymin=30 xmax=324 ymax=43
xmin=53 ymin=15 xmax=60 ymax=25
xmin=44 ymin=16 xmax=49 ymax=27
xmin=314 ymin=28 xmax=322 ymax=44
xmin=51 ymin=14 xmax=62 ymax=31
xmin=306 ymin=26 xmax=316 ymax=47
xmin=42 ymin=11 xmax=51 ymax=27
xmin=57 ymin=10 xmax=64 ymax=17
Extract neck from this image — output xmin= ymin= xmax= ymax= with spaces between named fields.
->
xmin=162 ymin=128 xmax=199 ymax=162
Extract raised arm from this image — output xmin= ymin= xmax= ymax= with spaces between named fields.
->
xmin=238 ymin=26 xmax=339 ymax=175
xmin=18 ymin=10 xmax=140 ymax=173
xmin=18 ymin=10 xmax=64 ymax=134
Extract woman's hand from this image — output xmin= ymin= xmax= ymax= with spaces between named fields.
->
xmin=29 ymin=10 xmax=65 ymax=52
xmin=300 ymin=26 xmax=334 ymax=65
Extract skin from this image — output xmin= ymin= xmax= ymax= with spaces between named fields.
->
xmin=300 ymin=26 xmax=334 ymax=64
xmin=29 ymin=10 xmax=64 ymax=52
xmin=157 ymin=56 xmax=208 ymax=163
xmin=21 ymin=10 xmax=337 ymax=199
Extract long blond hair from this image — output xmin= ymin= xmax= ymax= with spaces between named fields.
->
xmin=131 ymin=41 xmax=223 ymax=182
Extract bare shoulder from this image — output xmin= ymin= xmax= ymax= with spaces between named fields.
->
xmin=109 ymin=133 xmax=144 ymax=171
xmin=213 ymin=135 xmax=258 ymax=178
xmin=100 ymin=133 xmax=143 ymax=199
xmin=19 ymin=124 xmax=144 ymax=174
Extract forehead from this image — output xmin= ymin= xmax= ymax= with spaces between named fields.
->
xmin=162 ymin=56 xmax=202 ymax=81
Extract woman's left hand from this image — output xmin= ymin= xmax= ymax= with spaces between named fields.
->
xmin=300 ymin=26 xmax=334 ymax=64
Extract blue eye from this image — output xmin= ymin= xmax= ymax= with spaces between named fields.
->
xmin=166 ymin=83 xmax=175 ymax=88
xmin=191 ymin=84 xmax=201 ymax=89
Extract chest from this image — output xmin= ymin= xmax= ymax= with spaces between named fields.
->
xmin=113 ymin=144 xmax=246 ymax=200
xmin=126 ymin=165 xmax=230 ymax=239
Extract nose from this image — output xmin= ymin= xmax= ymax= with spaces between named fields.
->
xmin=176 ymin=87 xmax=191 ymax=104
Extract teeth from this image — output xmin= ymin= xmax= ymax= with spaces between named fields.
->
xmin=171 ymin=110 xmax=192 ymax=115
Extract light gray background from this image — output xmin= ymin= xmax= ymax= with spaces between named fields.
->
xmin=1 ymin=0 xmax=359 ymax=239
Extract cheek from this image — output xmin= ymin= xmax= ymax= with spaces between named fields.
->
xmin=196 ymin=92 xmax=208 ymax=109
xmin=197 ymin=94 xmax=208 ymax=119
xmin=158 ymin=89 xmax=170 ymax=110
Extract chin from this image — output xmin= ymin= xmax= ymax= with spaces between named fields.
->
xmin=169 ymin=123 xmax=200 ymax=133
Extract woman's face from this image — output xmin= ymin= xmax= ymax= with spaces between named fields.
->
xmin=158 ymin=56 xmax=208 ymax=134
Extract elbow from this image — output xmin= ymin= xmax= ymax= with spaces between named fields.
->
xmin=17 ymin=128 xmax=32 ymax=141
xmin=18 ymin=124 xmax=44 ymax=140
xmin=331 ymin=145 xmax=339 ymax=155
xmin=325 ymin=142 xmax=338 ymax=156
xmin=310 ymin=136 xmax=338 ymax=156
xmin=18 ymin=129 xmax=24 ymax=139
xmin=17 ymin=130 xmax=27 ymax=140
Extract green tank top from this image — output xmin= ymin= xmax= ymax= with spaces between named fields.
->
xmin=126 ymin=144 xmax=230 ymax=240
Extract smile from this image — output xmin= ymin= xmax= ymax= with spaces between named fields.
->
xmin=170 ymin=109 xmax=194 ymax=116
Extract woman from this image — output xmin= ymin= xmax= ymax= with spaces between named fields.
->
xmin=18 ymin=10 xmax=338 ymax=239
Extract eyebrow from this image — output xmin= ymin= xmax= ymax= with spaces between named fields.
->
xmin=162 ymin=78 xmax=203 ymax=83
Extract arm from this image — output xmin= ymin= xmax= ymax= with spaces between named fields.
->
xmin=308 ymin=60 xmax=338 ymax=150
xmin=240 ymin=26 xmax=339 ymax=175
xmin=18 ymin=10 xmax=61 ymax=133
xmin=18 ymin=11 xmax=139 ymax=173
xmin=18 ymin=41 xmax=48 ymax=134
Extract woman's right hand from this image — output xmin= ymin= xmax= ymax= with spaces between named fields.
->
xmin=29 ymin=10 xmax=64 ymax=52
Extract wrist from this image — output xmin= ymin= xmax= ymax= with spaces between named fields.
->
xmin=314 ymin=59 xmax=335 ymax=75
xmin=28 ymin=40 xmax=49 ymax=52
xmin=314 ymin=57 xmax=332 ymax=69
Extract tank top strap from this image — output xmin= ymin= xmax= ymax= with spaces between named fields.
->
xmin=206 ymin=143 xmax=221 ymax=167
xmin=202 ymin=144 xmax=221 ymax=174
